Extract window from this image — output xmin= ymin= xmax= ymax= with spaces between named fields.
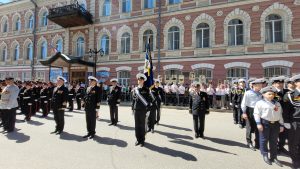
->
xmin=143 ymin=30 xmax=153 ymax=51
xmin=264 ymin=66 xmax=289 ymax=78
xmin=117 ymin=71 xmax=130 ymax=86
xmin=194 ymin=68 xmax=213 ymax=82
xmin=122 ymin=0 xmax=131 ymax=13
xmin=196 ymin=23 xmax=210 ymax=48
xmin=121 ymin=33 xmax=130 ymax=54
xmin=2 ymin=20 xmax=8 ymax=32
xmin=41 ymin=12 xmax=48 ymax=26
xmin=41 ymin=41 xmax=47 ymax=59
xmin=27 ymin=43 xmax=33 ymax=60
xmin=22 ymin=72 xmax=32 ymax=81
xmin=36 ymin=71 xmax=45 ymax=81
xmin=228 ymin=19 xmax=243 ymax=46
xmin=28 ymin=15 xmax=34 ymax=29
xmin=265 ymin=14 xmax=283 ymax=43
xmin=14 ymin=44 xmax=19 ymax=61
xmin=56 ymin=39 xmax=63 ymax=52
xmin=168 ymin=26 xmax=180 ymax=50
xmin=76 ymin=37 xmax=85 ymax=57
xmin=165 ymin=69 xmax=182 ymax=83
xmin=15 ymin=17 xmax=21 ymax=31
xmin=169 ymin=0 xmax=181 ymax=5
xmin=226 ymin=67 xmax=247 ymax=81
xmin=103 ymin=0 xmax=111 ymax=16
xmin=100 ymin=35 xmax=109 ymax=55
xmin=1 ymin=46 xmax=6 ymax=61
xmin=0 ymin=73 xmax=5 ymax=79
xmin=144 ymin=0 xmax=154 ymax=9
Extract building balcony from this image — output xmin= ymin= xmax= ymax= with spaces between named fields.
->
xmin=47 ymin=2 xmax=93 ymax=28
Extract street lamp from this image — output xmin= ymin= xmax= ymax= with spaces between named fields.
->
xmin=89 ymin=48 xmax=104 ymax=76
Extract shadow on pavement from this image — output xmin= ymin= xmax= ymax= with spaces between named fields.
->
xmin=98 ymin=118 xmax=111 ymax=124
xmin=158 ymin=123 xmax=192 ymax=132
xmin=279 ymin=160 xmax=293 ymax=168
xmin=27 ymin=120 xmax=44 ymax=126
xmin=116 ymin=124 xmax=135 ymax=131
xmin=93 ymin=135 xmax=128 ymax=148
xmin=5 ymin=129 xmax=30 ymax=143
xmin=204 ymin=136 xmax=248 ymax=148
xmin=59 ymin=132 xmax=87 ymax=142
xmin=144 ymin=142 xmax=197 ymax=161
xmin=155 ymin=130 xmax=193 ymax=140
xmin=170 ymin=139 xmax=237 ymax=155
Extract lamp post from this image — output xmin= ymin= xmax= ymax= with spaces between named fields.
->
xmin=89 ymin=48 xmax=104 ymax=77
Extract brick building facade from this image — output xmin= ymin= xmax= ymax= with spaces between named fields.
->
xmin=0 ymin=0 xmax=300 ymax=85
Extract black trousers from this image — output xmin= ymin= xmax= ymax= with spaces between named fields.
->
xmin=246 ymin=107 xmax=259 ymax=147
xmin=85 ymin=108 xmax=96 ymax=135
xmin=23 ymin=104 xmax=32 ymax=120
xmin=278 ymin=128 xmax=288 ymax=149
xmin=208 ymin=95 xmax=213 ymax=108
xmin=156 ymin=101 xmax=161 ymax=123
xmin=109 ymin=105 xmax=118 ymax=124
xmin=76 ymin=97 xmax=81 ymax=109
xmin=1 ymin=108 xmax=16 ymax=131
xmin=193 ymin=114 xmax=205 ymax=136
xmin=41 ymin=100 xmax=49 ymax=116
xmin=233 ymin=106 xmax=238 ymax=123
xmin=148 ymin=106 xmax=156 ymax=130
xmin=68 ymin=98 xmax=74 ymax=111
xmin=134 ymin=110 xmax=146 ymax=143
xmin=259 ymin=120 xmax=280 ymax=160
xmin=53 ymin=108 xmax=65 ymax=132
xmin=288 ymin=122 xmax=300 ymax=168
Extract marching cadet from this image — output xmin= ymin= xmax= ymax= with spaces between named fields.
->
xmin=254 ymin=86 xmax=284 ymax=167
xmin=82 ymin=76 xmax=101 ymax=139
xmin=22 ymin=82 xmax=33 ymax=121
xmin=230 ymin=80 xmax=238 ymax=124
xmin=75 ymin=83 xmax=84 ymax=110
xmin=51 ymin=76 xmax=68 ymax=135
xmin=68 ymin=83 xmax=75 ymax=111
xmin=283 ymin=74 xmax=300 ymax=169
xmin=0 ymin=77 xmax=20 ymax=133
xmin=270 ymin=76 xmax=289 ymax=154
xmin=241 ymin=78 xmax=265 ymax=151
xmin=132 ymin=73 xmax=152 ymax=147
xmin=233 ymin=79 xmax=247 ymax=128
xmin=189 ymin=82 xmax=210 ymax=138
xmin=285 ymin=78 xmax=295 ymax=92
xmin=148 ymin=84 xmax=158 ymax=133
xmin=18 ymin=82 xmax=26 ymax=113
xmin=40 ymin=83 xmax=49 ymax=117
xmin=152 ymin=79 xmax=164 ymax=125
xmin=107 ymin=78 xmax=121 ymax=126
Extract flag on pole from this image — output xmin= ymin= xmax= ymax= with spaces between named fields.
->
xmin=144 ymin=39 xmax=154 ymax=88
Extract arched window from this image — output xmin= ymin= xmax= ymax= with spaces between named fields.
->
xmin=15 ymin=17 xmax=21 ymax=31
xmin=143 ymin=30 xmax=153 ymax=51
xmin=264 ymin=66 xmax=289 ymax=78
xmin=169 ymin=0 xmax=181 ymax=5
xmin=228 ymin=19 xmax=243 ymax=46
xmin=121 ymin=33 xmax=130 ymax=54
xmin=103 ymin=0 xmax=111 ymax=16
xmin=41 ymin=12 xmax=48 ymax=26
xmin=117 ymin=71 xmax=130 ymax=86
xmin=194 ymin=68 xmax=213 ymax=83
xmin=168 ymin=26 xmax=180 ymax=50
xmin=265 ymin=14 xmax=283 ymax=43
xmin=144 ymin=0 xmax=154 ymax=9
xmin=14 ymin=44 xmax=20 ymax=61
xmin=28 ymin=15 xmax=34 ymax=29
xmin=122 ymin=0 xmax=131 ymax=13
xmin=226 ymin=67 xmax=248 ymax=81
xmin=56 ymin=39 xmax=63 ymax=52
xmin=27 ymin=43 xmax=33 ymax=60
xmin=100 ymin=35 xmax=109 ymax=55
xmin=40 ymin=41 xmax=47 ymax=59
xmin=1 ymin=46 xmax=7 ymax=61
xmin=165 ymin=69 xmax=182 ymax=83
xmin=196 ymin=23 xmax=210 ymax=48
xmin=2 ymin=19 xmax=8 ymax=32
xmin=76 ymin=37 xmax=85 ymax=57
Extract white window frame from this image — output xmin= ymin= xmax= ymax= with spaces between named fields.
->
xmin=168 ymin=26 xmax=180 ymax=50
xmin=228 ymin=19 xmax=244 ymax=46
xmin=121 ymin=33 xmax=130 ymax=54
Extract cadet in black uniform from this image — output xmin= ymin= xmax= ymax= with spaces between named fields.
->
xmin=147 ymin=84 xmax=158 ymax=133
xmin=189 ymin=82 xmax=210 ymax=138
xmin=18 ymin=83 xmax=26 ymax=114
xmin=75 ymin=83 xmax=84 ymax=110
xmin=68 ymin=83 xmax=75 ymax=111
xmin=132 ymin=73 xmax=152 ymax=147
xmin=22 ymin=82 xmax=33 ymax=121
xmin=51 ymin=76 xmax=68 ymax=135
xmin=283 ymin=74 xmax=300 ymax=169
xmin=107 ymin=78 xmax=121 ymax=126
xmin=230 ymin=80 xmax=238 ymax=124
xmin=152 ymin=80 xmax=164 ymax=125
xmin=83 ymin=76 xmax=101 ymax=139
xmin=233 ymin=79 xmax=247 ymax=128
xmin=40 ymin=83 xmax=49 ymax=117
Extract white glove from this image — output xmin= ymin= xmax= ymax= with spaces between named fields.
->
xmin=44 ymin=101 xmax=48 ymax=103
xmin=230 ymin=103 xmax=233 ymax=106
xmin=28 ymin=103 xmax=32 ymax=106
xmin=234 ymin=105 xmax=238 ymax=108
xmin=284 ymin=123 xmax=291 ymax=129
xmin=116 ymin=104 xmax=120 ymax=107
xmin=146 ymin=111 xmax=150 ymax=117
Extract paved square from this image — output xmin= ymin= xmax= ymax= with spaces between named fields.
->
xmin=0 ymin=105 xmax=292 ymax=169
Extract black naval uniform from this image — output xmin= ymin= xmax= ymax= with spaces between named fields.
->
xmin=233 ymin=87 xmax=247 ymax=127
xmin=19 ymin=87 xmax=26 ymax=115
xmin=152 ymin=86 xmax=164 ymax=124
xmin=22 ymin=88 xmax=33 ymax=121
xmin=147 ymin=89 xmax=157 ymax=132
xmin=189 ymin=90 xmax=210 ymax=138
xmin=40 ymin=87 xmax=49 ymax=117
xmin=68 ymin=86 xmax=75 ymax=111
xmin=283 ymin=89 xmax=300 ymax=168
xmin=132 ymin=86 xmax=152 ymax=145
xmin=75 ymin=86 xmax=84 ymax=110
xmin=107 ymin=85 xmax=121 ymax=125
xmin=83 ymin=85 xmax=101 ymax=137
xmin=51 ymin=85 xmax=68 ymax=133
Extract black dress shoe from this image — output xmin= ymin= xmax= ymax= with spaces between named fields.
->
xmin=89 ymin=135 xmax=95 ymax=139
xmin=83 ymin=134 xmax=91 ymax=138
xmin=263 ymin=155 xmax=272 ymax=165
xmin=114 ymin=123 xmax=117 ymax=126
xmin=247 ymin=143 xmax=256 ymax=151
xmin=151 ymin=129 xmax=154 ymax=133
xmin=195 ymin=134 xmax=199 ymax=138
xmin=56 ymin=131 xmax=62 ymax=135
xmin=140 ymin=142 xmax=145 ymax=147
xmin=108 ymin=123 xmax=114 ymax=126
xmin=199 ymin=134 xmax=204 ymax=139
xmin=51 ymin=130 xmax=58 ymax=134
xmin=272 ymin=159 xmax=283 ymax=167
xmin=135 ymin=141 xmax=140 ymax=146
xmin=147 ymin=128 xmax=151 ymax=133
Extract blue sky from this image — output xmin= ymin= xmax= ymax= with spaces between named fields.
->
xmin=0 ymin=0 xmax=12 ymax=3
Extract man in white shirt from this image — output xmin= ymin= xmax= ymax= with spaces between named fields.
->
xmin=178 ymin=83 xmax=185 ymax=106
xmin=206 ymin=84 xmax=215 ymax=108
